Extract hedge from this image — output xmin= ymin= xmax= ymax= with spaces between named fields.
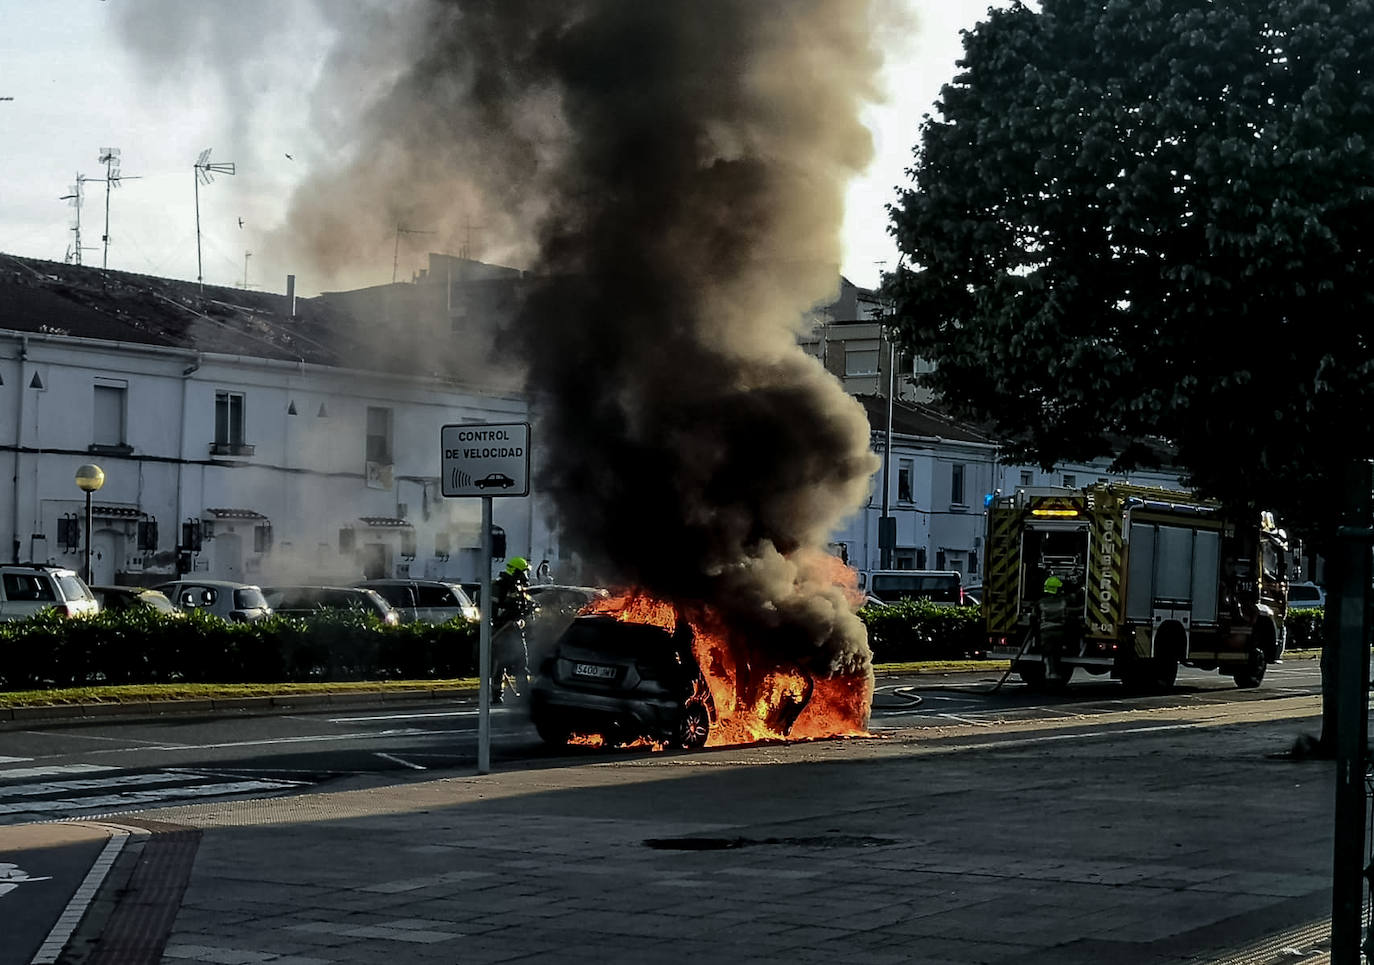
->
xmin=1284 ymin=607 xmax=1324 ymax=650
xmin=0 ymin=608 xmax=478 ymax=691
xmin=858 ymin=600 xmax=986 ymax=661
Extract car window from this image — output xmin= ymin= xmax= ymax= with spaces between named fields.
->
xmin=3 ymin=573 xmax=56 ymax=602
xmin=57 ymin=575 xmax=92 ymax=601
xmin=141 ymin=592 xmax=179 ymax=614
xmin=416 ymin=584 xmax=456 ymax=606
xmin=179 ymin=586 xmax=217 ymax=607
xmin=1290 ymin=585 xmax=1321 ymax=602
xmin=870 ymin=574 xmax=961 ymax=602
xmin=235 ymin=588 xmax=268 ymax=609
xmin=366 ymin=584 xmax=413 ymax=607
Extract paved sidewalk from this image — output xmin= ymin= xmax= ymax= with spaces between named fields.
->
xmin=9 ymin=695 xmax=1343 ymax=964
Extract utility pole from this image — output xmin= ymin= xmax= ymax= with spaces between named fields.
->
xmin=392 ymin=224 xmax=435 ymax=284
xmin=242 ymin=251 xmax=252 ymax=289
xmin=1330 ymin=458 xmax=1372 ymax=963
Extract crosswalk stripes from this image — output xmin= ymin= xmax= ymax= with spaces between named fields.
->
xmin=0 ymin=762 xmax=306 ymax=822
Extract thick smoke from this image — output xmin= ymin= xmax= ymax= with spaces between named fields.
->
xmin=117 ymin=1 xmax=884 ymax=674
xmin=501 ymin=2 xmax=884 ymax=674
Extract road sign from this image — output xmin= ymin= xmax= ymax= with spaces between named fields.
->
xmin=440 ymin=422 xmax=530 ymax=498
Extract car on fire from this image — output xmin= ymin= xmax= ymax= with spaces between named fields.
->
xmin=530 ymin=614 xmax=715 ymax=749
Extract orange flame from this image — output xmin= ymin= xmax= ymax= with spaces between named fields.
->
xmin=582 ymin=588 xmax=872 ymax=747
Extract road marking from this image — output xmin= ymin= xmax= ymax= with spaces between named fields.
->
xmin=327 ymin=708 xmax=512 ymax=723
xmin=0 ymin=779 xmax=304 ymax=816
xmin=973 ymin=722 xmax=1207 ymax=747
xmin=374 ymin=752 xmax=426 ymax=770
xmin=938 ymin=714 xmax=993 ymax=726
xmin=30 ymin=827 xmax=130 ymax=964
xmin=137 ymin=727 xmax=431 ymax=751
xmin=0 ymin=764 xmax=115 ymax=780
xmin=21 ymin=730 xmax=192 ymax=748
xmin=0 ymin=756 xmax=32 ymax=764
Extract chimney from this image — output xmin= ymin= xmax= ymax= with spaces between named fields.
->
xmin=286 ymin=274 xmax=296 ymax=318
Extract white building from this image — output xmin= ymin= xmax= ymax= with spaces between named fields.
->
xmin=0 ymin=255 xmax=552 ymax=586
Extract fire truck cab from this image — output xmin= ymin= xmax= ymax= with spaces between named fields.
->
xmin=984 ymin=484 xmax=1289 ymax=691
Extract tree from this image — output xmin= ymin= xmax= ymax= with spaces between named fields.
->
xmin=887 ymin=0 xmax=1374 ymax=752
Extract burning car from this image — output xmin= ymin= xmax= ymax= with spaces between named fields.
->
xmin=530 ymin=614 xmax=715 ymax=749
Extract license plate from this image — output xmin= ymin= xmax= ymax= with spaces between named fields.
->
xmin=573 ymin=662 xmax=618 ymax=680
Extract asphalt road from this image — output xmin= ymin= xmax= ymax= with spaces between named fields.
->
xmin=0 ymin=659 xmax=1327 ymax=965
xmin=0 ymin=659 xmax=1323 ymax=829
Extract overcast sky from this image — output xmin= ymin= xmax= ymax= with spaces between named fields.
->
xmin=0 ymin=2 xmax=996 ymax=296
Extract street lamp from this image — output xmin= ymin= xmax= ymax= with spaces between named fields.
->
xmin=74 ymin=464 xmax=105 ymax=583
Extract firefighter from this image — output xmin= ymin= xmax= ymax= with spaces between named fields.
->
xmin=1035 ymin=575 xmax=1076 ymax=661
xmin=491 ymin=557 xmax=536 ymax=704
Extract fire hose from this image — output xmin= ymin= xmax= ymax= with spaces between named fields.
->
xmin=989 ymin=628 xmax=1036 ymax=693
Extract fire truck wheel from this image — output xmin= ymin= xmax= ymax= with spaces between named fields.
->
xmin=1232 ymin=648 xmax=1268 ymax=689
xmin=1018 ymin=661 xmax=1072 ymax=692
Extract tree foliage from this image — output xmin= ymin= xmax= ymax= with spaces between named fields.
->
xmin=887 ymin=0 xmax=1374 ymax=531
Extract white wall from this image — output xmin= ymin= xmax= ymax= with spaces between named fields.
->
xmin=0 ymin=331 xmax=549 ymax=585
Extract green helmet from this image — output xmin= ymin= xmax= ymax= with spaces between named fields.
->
xmin=1043 ymin=575 xmax=1063 ymax=595
xmin=505 ymin=556 xmax=529 ymax=575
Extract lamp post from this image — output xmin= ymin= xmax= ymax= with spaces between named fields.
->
xmin=74 ymin=464 xmax=105 ymax=583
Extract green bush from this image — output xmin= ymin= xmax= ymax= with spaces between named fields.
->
xmin=0 ymin=609 xmax=478 ymax=691
xmin=1284 ymin=607 xmax=1325 ymax=650
xmin=858 ymin=599 xmax=986 ymax=661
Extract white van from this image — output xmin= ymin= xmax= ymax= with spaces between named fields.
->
xmin=863 ymin=570 xmax=966 ymax=606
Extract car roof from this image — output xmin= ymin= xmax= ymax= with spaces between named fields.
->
xmin=158 ymin=579 xmax=262 ymax=589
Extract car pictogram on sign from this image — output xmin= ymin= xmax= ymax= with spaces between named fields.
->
xmin=474 ymin=472 xmax=516 ymax=490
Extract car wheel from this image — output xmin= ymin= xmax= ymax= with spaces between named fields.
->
xmin=534 ymin=717 xmax=571 ymax=747
xmin=678 ymin=700 xmax=710 ymax=749
xmin=1232 ymin=647 xmax=1267 ymax=689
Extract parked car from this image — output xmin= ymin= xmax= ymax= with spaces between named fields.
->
xmin=262 ymin=585 xmax=400 ymax=625
xmin=355 ymin=579 xmax=479 ymax=623
xmin=864 ymin=570 xmax=965 ymax=605
xmin=0 ymin=564 xmax=99 ymax=621
xmin=154 ymin=579 xmax=273 ymax=623
xmin=530 ymin=614 xmax=715 ymax=749
xmin=90 ymin=585 xmax=183 ymax=617
xmin=1287 ymin=581 xmax=1325 ymax=609
xmin=962 ymin=582 xmax=983 ymax=605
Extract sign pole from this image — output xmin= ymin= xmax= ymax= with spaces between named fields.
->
xmin=478 ymin=495 xmax=493 ymax=775
xmin=439 ymin=420 xmax=530 ymax=777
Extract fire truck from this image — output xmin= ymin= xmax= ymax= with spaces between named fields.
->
xmin=984 ymin=484 xmax=1291 ymax=691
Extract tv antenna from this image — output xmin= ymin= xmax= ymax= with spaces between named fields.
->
xmin=392 ymin=224 xmax=435 ymax=284
xmin=194 ymin=148 xmax=236 ymax=292
xmin=58 ymin=174 xmax=101 ymax=266
xmin=96 ymin=147 xmax=141 ymax=276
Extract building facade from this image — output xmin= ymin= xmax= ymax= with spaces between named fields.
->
xmin=0 ymin=256 xmax=550 ymax=587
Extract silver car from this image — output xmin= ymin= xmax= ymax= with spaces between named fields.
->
xmin=0 ymin=565 xmax=98 ymax=621
xmin=154 ymin=579 xmax=273 ymax=623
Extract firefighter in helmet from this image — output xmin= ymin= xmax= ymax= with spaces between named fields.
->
xmin=1036 ymin=575 xmax=1076 ymax=662
xmin=491 ymin=557 xmax=536 ymax=704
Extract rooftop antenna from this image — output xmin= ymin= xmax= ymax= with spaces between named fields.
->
xmin=96 ymin=147 xmax=141 ymax=277
xmin=194 ymin=148 xmax=236 ymax=293
xmin=242 ymin=250 xmax=252 ymax=289
xmin=392 ymin=224 xmax=435 ymax=284
xmin=58 ymin=173 xmax=101 ymax=266
xmin=459 ymin=216 xmax=484 ymax=261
